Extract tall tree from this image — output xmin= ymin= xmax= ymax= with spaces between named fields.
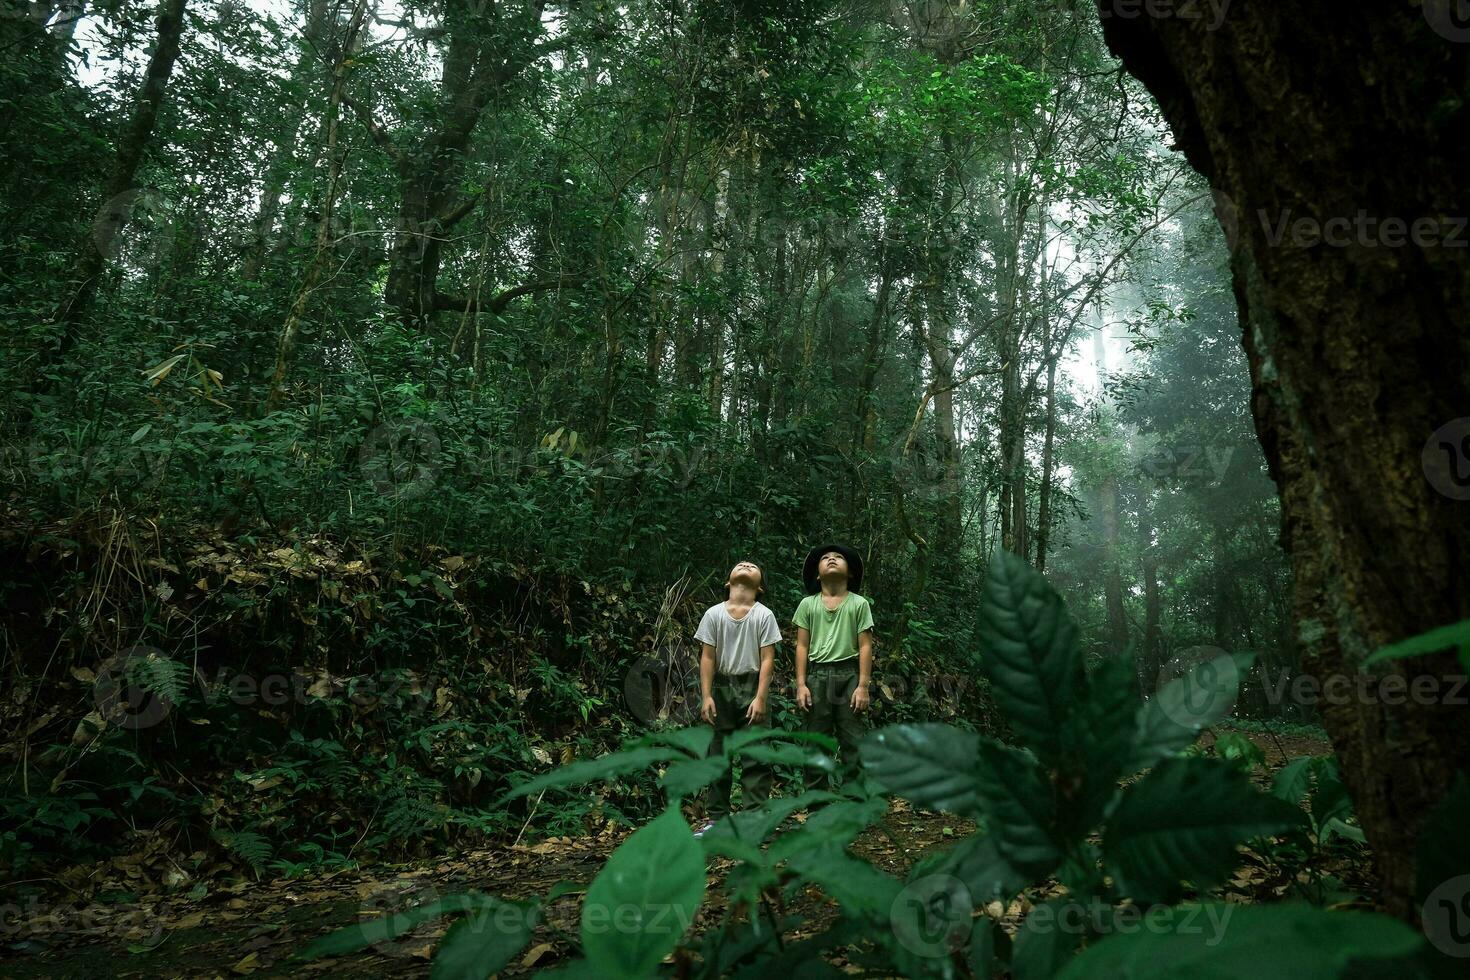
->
xmin=1097 ymin=2 xmax=1470 ymax=917
xmin=52 ymin=0 xmax=189 ymax=342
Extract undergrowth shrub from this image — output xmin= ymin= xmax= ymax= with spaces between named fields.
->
xmin=299 ymin=556 xmax=1469 ymax=979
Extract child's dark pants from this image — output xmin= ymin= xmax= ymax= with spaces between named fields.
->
xmin=803 ymin=658 xmax=864 ymax=791
xmin=707 ymin=673 xmax=772 ymax=818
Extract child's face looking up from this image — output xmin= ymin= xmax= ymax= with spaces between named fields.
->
xmin=819 ymin=551 xmax=848 ymax=580
xmin=727 ymin=561 xmax=763 ymax=594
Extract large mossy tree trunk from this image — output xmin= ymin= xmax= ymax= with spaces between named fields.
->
xmin=1095 ymin=3 xmax=1470 ymax=918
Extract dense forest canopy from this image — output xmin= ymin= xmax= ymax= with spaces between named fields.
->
xmin=2 ymin=1 xmax=1467 ymax=977
xmin=3 ymin=0 xmax=1283 ymax=660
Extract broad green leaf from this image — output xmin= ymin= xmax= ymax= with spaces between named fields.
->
xmin=299 ymin=894 xmax=496 ymax=959
xmin=1070 ymin=655 xmax=1140 ymax=833
xmin=698 ymin=790 xmax=844 ymax=857
xmin=973 ymin=738 xmax=1062 ymax=876
xmin=1012 ymin=899 xmax=1082 ymax=980
xmin=1271 ymin=756 xmax=1315 ymax=805
xmin=738 ymin=742 xmax=836 ymax=771
xmin=431 ymin=904 xmax=535 ymax=980
xmin=769 ymin=797 xmax=886 ymax=862
xmin=1308 ymin=757 xmax=1353 ymax=832
xmin=1363 ymin=619 xmax=1470 ymax=669
xmin=1056 ymin=904 xmax=1425 ymax=980
xmin=1126 ymin=653 xmax=1254 ymax=774
xmin=976 ymin=553 xmax=1082 ymax=758
xmin=1213 ymin=731 xmax=1265 ymax=771
xmin=532 ymin=959 xmax=606 ymax=979
xmin=1320 ymin=817 xmax=1366 ymax=844
xmin=1415 ymin=772 xmax=1470 ymax=905
xmin=944 ymin=834 xmax=1029 ymax=906
xmin=723 ymin=728 xmax=838 ymax=756
xmin=660 ymin=755 xmax=729 ymax=799
xmin=859 ymin=724 xmax=983 ymax=817
xmin=545 ymin=880 xmax=586 ymax=901
xmin=698 ymin=915 xmax=794 ymax=979
xmin=1105 ymin=758 xmax=1301 ymax=905
xmin=635 ymin=727 xmax=714 ymax=758
xmin=728 ymin=915 xmax=867 ymax=980
xmin=885 ymin=870 xmax=975 ymax=976
xmin=581 ymin=807 xmax=704 ymax=979
xmin=497 ymin=747 xmax=681 ymax=805
xmin=143 ymin=353 xmax=188 ymax=385
xmin=785 ymin=842 xmax=903 ymax=921
xmin=967 ymin=917 xmax=999 ymax=980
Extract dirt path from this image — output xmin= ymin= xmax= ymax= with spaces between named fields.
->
xmin=1 ymin=802 xmax=971 ymax=978
xmin=0 ymin=726 xmax=1343 ymax=978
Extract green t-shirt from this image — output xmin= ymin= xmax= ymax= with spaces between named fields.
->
xmin=793 ymin=592 xmax=874 ymax=664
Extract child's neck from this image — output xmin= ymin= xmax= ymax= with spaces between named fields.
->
xmin=819 ymin=580 xmax=849 ymax=599
xmin=727 ymin=586 xmax=758 ymax=607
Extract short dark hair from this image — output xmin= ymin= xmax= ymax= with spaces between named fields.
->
xmin=724 ymin=560 xmax=765 ymax=598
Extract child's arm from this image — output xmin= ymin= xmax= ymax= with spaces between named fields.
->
xmin=795 ymin=628 xmax=812 ymax=709
xmin=851 ymin=629 xmax=873 ymax=712
xmin=700 ymin=643 xmax=717 ymax=723
xmin=748 ymin=643 xmax=775 ymax=724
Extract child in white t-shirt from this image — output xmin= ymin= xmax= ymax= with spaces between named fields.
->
xmin=693 ymin=560 xmax=781 ymax=834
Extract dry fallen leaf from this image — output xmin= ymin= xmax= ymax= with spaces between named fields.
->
xmin=231 ymin=952 xmax=260 ymax=974
xmin=521 ymin=942 xmax=555 ymax=967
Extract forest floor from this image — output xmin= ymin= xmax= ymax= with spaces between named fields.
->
xmin=1 ymin=727 xmax=1355 ymax=979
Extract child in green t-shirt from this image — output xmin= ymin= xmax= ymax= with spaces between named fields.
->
xmin=793 ymin=543 xmax=873 ymax=792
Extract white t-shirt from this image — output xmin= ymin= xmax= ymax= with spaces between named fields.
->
xmin=695 ymin=600 xmax=782 ymax=676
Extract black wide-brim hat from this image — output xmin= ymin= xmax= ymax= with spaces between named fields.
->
xmin=803 ymin=543 xmax=864 ymax=595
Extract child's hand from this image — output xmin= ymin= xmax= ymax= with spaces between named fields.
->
xmin=701 ymin=696 xmax=717 ymax=724
xmin=796 ymin=684 xmax=812 ymax=710
xmin=850 ymin=684 xmax=870 ymax=713
xmin=745 ymin=696 xmax=767 ymax=725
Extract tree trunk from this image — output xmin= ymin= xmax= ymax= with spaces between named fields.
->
xmin=378 ymin=1 xmax=560 ymax=328
xmin=706 ymin=165 xmax=731 ymax=417
xmin=1097 ymin=3 xmax=1470 ymax=919
xmin=1211 ymin=520 xmax=1232 ymax=648
xmin=1034 ymin=354 xmax=1059 ymax=570
xmin=1099 ymin=473 xmax=1129 ymax=653
xmin=53 ymin=0 xmax=189 ymax=339
xmin=1140 ymin=495 xmax=1162 ymax=685
xmin=242 ymin=0 xmax=329 ymax=283
xmin=264 ymin=0 xmax=367 ymax=412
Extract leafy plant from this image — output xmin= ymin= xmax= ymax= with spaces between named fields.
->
xmin=297 ymin=557 xmax=1450 ymax=978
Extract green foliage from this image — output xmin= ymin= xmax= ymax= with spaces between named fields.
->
xmin=577 ymin=808 xmax=706 ymax=978
xmin=297 ymin=558 xmax=1448 ymax=978
xmin=1057 ymin=904 xmax=1425 ymax=980
xmin=1364 ymin=619 xmax=1470 ymax=673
